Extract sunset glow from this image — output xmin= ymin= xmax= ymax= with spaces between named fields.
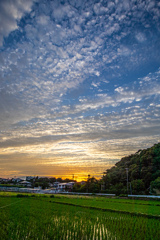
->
xmin=0 ymin=0 xmax=160 ymax=180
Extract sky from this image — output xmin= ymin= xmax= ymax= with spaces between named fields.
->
xmin=0 ymin=0 xmax=160 ymax=181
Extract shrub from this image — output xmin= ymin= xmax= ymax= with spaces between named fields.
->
xmin=17 ymin=194 xmax=29 ymax=198
xmin=50 ymin=195 xmax=55 ymax=198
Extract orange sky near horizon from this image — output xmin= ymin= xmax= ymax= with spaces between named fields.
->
xmin=1 ymin=138 xmax=159 ymax=181
xmin=0 ymin=0 xmax=160 ymax=182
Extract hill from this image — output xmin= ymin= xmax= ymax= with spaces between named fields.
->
xmin=102 ymin=143 xmax=160 ymax=195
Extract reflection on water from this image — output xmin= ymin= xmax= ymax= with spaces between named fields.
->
xmin=49 ymin=215 xmax=116 ymax=240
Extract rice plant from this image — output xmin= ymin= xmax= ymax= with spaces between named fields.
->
xmin=0 ymin=195 xmax=159 ymax=240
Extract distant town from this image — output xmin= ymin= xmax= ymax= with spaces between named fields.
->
xmin=0 ymin=175 xmax=97 ymax=194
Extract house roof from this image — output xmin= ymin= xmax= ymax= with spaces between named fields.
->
xmin=20 ymin=180 xmax=31 ymax=184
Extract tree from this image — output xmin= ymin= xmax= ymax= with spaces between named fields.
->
xmin=131 ymin=179 xmax=145 ymax=194
xmin=151 ymin=177 xmax=160 ymax=194
xmin=102 ymin=143 xmax=160 ymax=195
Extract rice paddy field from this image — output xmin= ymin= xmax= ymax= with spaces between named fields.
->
xmin=0 ymin=192 xmax=160 ymax=240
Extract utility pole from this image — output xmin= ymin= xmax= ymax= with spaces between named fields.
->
xmin=125 ymin=168 xmax=129 ymax=194
xmin=86 ymin=174 xmax=90 ymax=193
xmin=130 ymin=182 xmax=132 ymax=195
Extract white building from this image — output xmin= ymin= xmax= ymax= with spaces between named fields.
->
xmin=57 ymin=182 xmax=75 ymax=192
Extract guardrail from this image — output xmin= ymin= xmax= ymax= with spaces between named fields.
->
xmin=58 ymin=192 xmax=116 ymax=196
xmin=128 ymin=195 xmax=160 ymax=199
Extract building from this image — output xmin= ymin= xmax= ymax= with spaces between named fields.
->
xmin=20 ymin=180 xmax=32 ymax=187
xmin=57 ymin=182 xmax=75 ymax=192
xmin=12 ymin=178 xmax=23 ymax=183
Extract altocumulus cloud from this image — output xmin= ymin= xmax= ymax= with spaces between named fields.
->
xmin=0 ymin=0 xmax=35 ymax=46
xmin=0 ymin=0 xmax=160 ymax=179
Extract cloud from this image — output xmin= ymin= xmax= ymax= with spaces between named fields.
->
xmin=0 ymin=0 xmax=35 ymax=46
xmin=0 ymin=0 xmax=160 ymax=178
xmin=93 ymin=2 xmax=108 ymax=15
xmin=117 ymin=46 xmax=131 ymax=56
xmin=135 ymin=32 xmax=146 ymax=43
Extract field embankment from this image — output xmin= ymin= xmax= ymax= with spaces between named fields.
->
xmin=48 ymin=194 xmax=160 ymax=218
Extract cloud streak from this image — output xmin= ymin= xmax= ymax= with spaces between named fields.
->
xmin=0 ymin=0 xmax=160 ymax=179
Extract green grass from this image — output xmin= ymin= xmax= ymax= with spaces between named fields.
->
xmin=0 ymin=193 xmax=160 ymax=239
xmin=47 ymin=194 xmax=160 ymax=217
xmin=0 ymin=192 xmax=160 ymax=216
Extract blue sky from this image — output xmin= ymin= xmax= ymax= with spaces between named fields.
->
xmin=0 ymin=0 xmax=160 ymax=180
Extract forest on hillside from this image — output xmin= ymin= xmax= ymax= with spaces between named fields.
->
xmin=102 ymin=143 xmax=160 ymax=195
xmin=73 ymin=143 xmax=160 ymax=195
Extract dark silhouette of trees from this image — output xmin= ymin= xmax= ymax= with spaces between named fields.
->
xmin=102 ymin=143 xmax=160 ymax=195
